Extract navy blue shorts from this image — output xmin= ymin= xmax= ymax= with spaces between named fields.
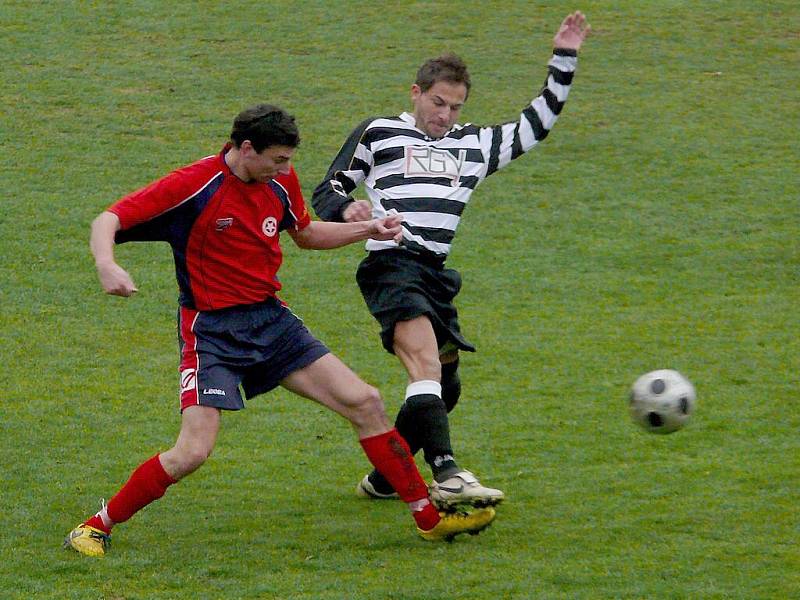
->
xmin=178 ymin=298 xmax=329 ymax=411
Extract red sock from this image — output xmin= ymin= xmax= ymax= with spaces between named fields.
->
xmin=360 ymin=429 xmax=440 ymax=531
xmin=83 ymin=514 xmax=110 ymax=534
xmin=85 ymin=454 xmax=176 ymax=531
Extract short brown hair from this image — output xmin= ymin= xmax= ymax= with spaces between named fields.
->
xmin=415 ymin=53 xmax=471 ymax=98
xmin=230 ymin=104 xmax=300 ymax=153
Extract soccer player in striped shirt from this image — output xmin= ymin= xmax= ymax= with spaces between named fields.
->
xmin=64 ymin=104 xmax=496 ymax=557
xmin=312 ymin=12 xmax=590 ymax=508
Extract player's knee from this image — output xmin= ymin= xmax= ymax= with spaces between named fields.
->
xmin=173 ymin=443 xmax=213 ymax=478
xmin=347 ymin=385 xmax=387 ymax=430
xmin=441 ymin=359 xmax=461 ymax=413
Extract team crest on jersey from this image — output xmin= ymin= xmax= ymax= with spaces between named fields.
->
xmin=262 ymin=216 xmax=278 ymax=237
xmin=404 ymin=146 xmax=466 ymax=187
xmin=180 ymin=369 xmax=196 ymax=393
xmin=215 ymin=217 xmax=234 ymax=231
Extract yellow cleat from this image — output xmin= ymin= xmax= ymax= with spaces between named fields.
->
xmin=417 ymin=507 xmax=496 ymax=542
xmin=63 ymin=524 xmax=111 ymax=557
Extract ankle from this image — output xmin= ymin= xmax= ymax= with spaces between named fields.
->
xmin=84 ymin=514 xmax=111 ymax=535
xmin=411 ymin=500 xmax=440 ymax=531
xmin=367 ymin=470 xmax=395 ymax=495
xmin=431 ymin=459 xmax=460 ymax=483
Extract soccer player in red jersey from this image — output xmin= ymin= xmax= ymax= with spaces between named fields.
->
xmin=64 ymin=105 xmax=495 ymax=556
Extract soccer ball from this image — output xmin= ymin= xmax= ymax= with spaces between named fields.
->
xmin=629 ymin=369 xmax=696 ymax=434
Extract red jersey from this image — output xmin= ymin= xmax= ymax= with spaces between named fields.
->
xmin=109 ymin=144 xmax=311 ymax=310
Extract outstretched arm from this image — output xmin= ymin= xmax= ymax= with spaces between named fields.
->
xmin=478 ymin=11 xmax=591 ymax=178
xmin=289 ymin=213 xmax=403 ymax=250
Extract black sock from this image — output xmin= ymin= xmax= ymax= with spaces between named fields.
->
xmin=441 ymin=358 xmax=461 ymax=413
xmin=368 ymin=379 xmax=460 ymax=491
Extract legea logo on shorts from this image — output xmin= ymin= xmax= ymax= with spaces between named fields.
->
xmin=262 ymin=216 xmax=278 ymax=237
xmin=203 ymin=388 xmax=226 ymax=396
xmin=180 ymin=369 xmax=196 ymax=393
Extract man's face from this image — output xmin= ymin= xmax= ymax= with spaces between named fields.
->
xmin=411 ymin=80 xmax=468 ymax=139
xmin=241 ymin=143 xmax=296 ymax=182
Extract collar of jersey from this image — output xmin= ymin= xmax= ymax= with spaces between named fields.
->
xmin=399 ymin=112 xmax=457 ymax=140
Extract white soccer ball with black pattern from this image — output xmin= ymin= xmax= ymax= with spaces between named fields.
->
xmin=629 ymin=369 xmax=696 ymax=434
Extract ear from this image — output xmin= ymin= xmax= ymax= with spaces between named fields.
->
xmin=240 ymin=139 xmax=255 ymax=156
xmin=410 ymin=84 xmax=422 ymax=102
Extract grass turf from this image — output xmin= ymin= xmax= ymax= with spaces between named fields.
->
xmin=1 ymin=1 xmax=798 ymax=598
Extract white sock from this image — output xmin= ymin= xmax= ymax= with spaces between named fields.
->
xmin=96 ymin=503 xmax=114 ymax=529
xmin=405 ymin=380 xmax=442 ymax=399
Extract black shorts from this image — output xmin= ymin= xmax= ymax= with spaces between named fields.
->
xmin=178 ymin=298 xmax=330 ymax=411
xmin=356 ymin=249 xmax=475 ymax=354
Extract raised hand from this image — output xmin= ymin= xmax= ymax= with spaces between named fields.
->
xmin=553 ymin=11 xmax=591 ymax=51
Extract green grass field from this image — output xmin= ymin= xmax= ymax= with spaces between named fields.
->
xmin=2 ymin=1 xmax=798 ymax=598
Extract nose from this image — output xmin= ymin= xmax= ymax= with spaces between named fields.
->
xmin=438 ymin=107 xmax=455 ymax=126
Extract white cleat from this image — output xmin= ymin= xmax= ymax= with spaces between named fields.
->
xmin=429 ymin=470 xmax=505 ymax=510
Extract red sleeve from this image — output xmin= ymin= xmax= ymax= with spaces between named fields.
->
xmin=108 ymin=163 xmax=212 ymax=230
xmin=283 ymin=167 xmax=311 ymax=231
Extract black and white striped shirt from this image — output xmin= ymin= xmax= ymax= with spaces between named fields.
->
xmin=312 ymin=49 xmax=578 ymax=259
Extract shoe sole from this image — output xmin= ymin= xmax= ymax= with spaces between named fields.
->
xmin=443 ymin=523 xmax=494 ymax=542
xmin=432 ymin=495 xmax=505 ymax=512
xmin=442 ymin=510 xmax=497 ymax=542
xmin=418 ymin=508 xmax=497 ymax=542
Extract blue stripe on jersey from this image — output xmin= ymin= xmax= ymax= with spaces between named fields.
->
xmin=116 ymin=172 xmax=225 ymax=308
xmin=268 ymin=179 xmax=297 ymax=231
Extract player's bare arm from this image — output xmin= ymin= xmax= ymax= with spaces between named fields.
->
xmin=90 ymin=211 xmax=138 ymax=297
xmin=553 ymin=11 xmax=591 ymax=50
xmin=290 ymin=214 xmax=403 ymax=250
